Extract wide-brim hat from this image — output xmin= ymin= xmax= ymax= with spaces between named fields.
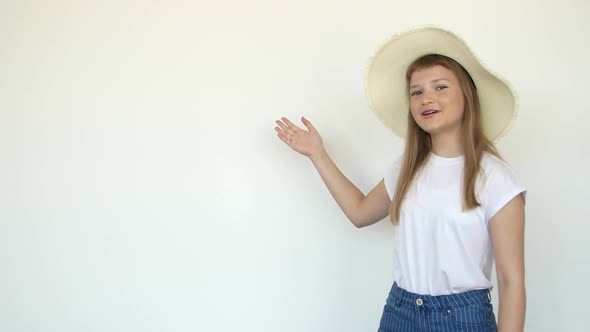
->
xmin=365 ymin=26 xmax=517 ymax=141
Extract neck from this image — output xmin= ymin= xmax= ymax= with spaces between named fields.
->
xmin=430 ymin=129 xmax=464 ymax=158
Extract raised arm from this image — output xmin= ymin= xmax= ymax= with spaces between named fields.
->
xmin=275 ymin=116 xmax=391 ymax=228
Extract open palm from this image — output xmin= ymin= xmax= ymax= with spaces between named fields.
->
xmin=275 ymin=116 xmax=325 ymax=159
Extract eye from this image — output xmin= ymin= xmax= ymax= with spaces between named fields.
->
xmin=436 ymin=85 xmax=448 ymax=91
xmin=410 ymin=90 xmax=422 ymax=96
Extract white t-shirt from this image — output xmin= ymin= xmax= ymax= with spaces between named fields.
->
xmin=383 ymin=151 xmax=527 ymax=296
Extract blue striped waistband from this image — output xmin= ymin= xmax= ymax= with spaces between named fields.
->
xmin=389 ymin=281 xmax=492 ymax=310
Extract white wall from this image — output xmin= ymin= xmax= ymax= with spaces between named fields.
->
xmin=1 ymin=1 xmax=588 ymax=331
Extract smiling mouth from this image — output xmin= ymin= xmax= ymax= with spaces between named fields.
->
xmin=422 ymin=109 xmax=440 ymax=116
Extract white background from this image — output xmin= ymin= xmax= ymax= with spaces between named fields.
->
xmin=1 ymin=1 xmax=588 ymax=331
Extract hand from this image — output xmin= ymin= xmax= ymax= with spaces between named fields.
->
xmin=275 ymin=116 xmax=326 ymax=160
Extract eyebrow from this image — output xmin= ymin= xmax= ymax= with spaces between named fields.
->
xmin=410 ymin=78 xmax=450 ymax=90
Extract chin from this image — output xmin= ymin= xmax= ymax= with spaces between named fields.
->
xmin=417 ymin=124 xmax=439 ymax=134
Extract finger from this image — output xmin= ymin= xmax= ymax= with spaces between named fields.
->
xmin=301 ymin=116 xmax=316 ymax=132
xmin=277 ymin=132 xmax=293 ymax=145
xmin=275 ymin=126 xmax=295 ymax=140
xmin=276 ymin=120 xmax=295 ymax=135
xmin=281 ymin=117 xmax=303 ymax=133
xmin=275 ymin=126 xmax=290 ymax=139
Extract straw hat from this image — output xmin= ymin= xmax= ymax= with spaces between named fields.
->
xmin=365 ymin=26 xmax=517 ymax=141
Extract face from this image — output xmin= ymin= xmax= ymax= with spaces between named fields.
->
xmin=408 ymin=65 xmax=465 ymax=137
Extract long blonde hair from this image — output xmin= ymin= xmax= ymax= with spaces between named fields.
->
xmin=389 ymin=54 xmax=501 ymax=224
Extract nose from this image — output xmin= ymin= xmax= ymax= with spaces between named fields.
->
xmin=421 ymin=92 xmax=435 ymax=105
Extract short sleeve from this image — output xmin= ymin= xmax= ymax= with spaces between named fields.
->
xmin=479 ymin=156 xmax=527 ymax=223
xmin=383 ymin=156 xmax=402 ymax=201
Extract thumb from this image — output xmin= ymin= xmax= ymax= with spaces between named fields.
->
xmin=301 ymin=116 xmax=316 ymax=132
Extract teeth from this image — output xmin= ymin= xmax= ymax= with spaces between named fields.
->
xmin=423 ymin=110 xmax=437 ymax=115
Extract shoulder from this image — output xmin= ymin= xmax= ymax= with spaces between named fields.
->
xmin=481 ymin=151 xmax=509 ymax=170
xmin=384 ymin=154 xmax=403 ymax=175
xmin=478 ymin=152 xmax=527 ymax=221
xmin=479 ymin=152 xmax=516 ymax=181
xmin=383 ymin=154 xmax=403 ymax=200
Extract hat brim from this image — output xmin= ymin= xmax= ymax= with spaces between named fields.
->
xmin=365 ymin=26 xmax=517 ymax=141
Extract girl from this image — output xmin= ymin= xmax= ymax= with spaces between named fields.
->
xmin=274 ymin=27 xmax=526 ymax=332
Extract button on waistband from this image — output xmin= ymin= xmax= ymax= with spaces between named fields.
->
xmin=416 ymin=298 xmax=423 ymax=305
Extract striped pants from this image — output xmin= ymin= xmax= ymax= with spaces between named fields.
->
xmin=378 ymin=282 xmax=497 ymax=332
